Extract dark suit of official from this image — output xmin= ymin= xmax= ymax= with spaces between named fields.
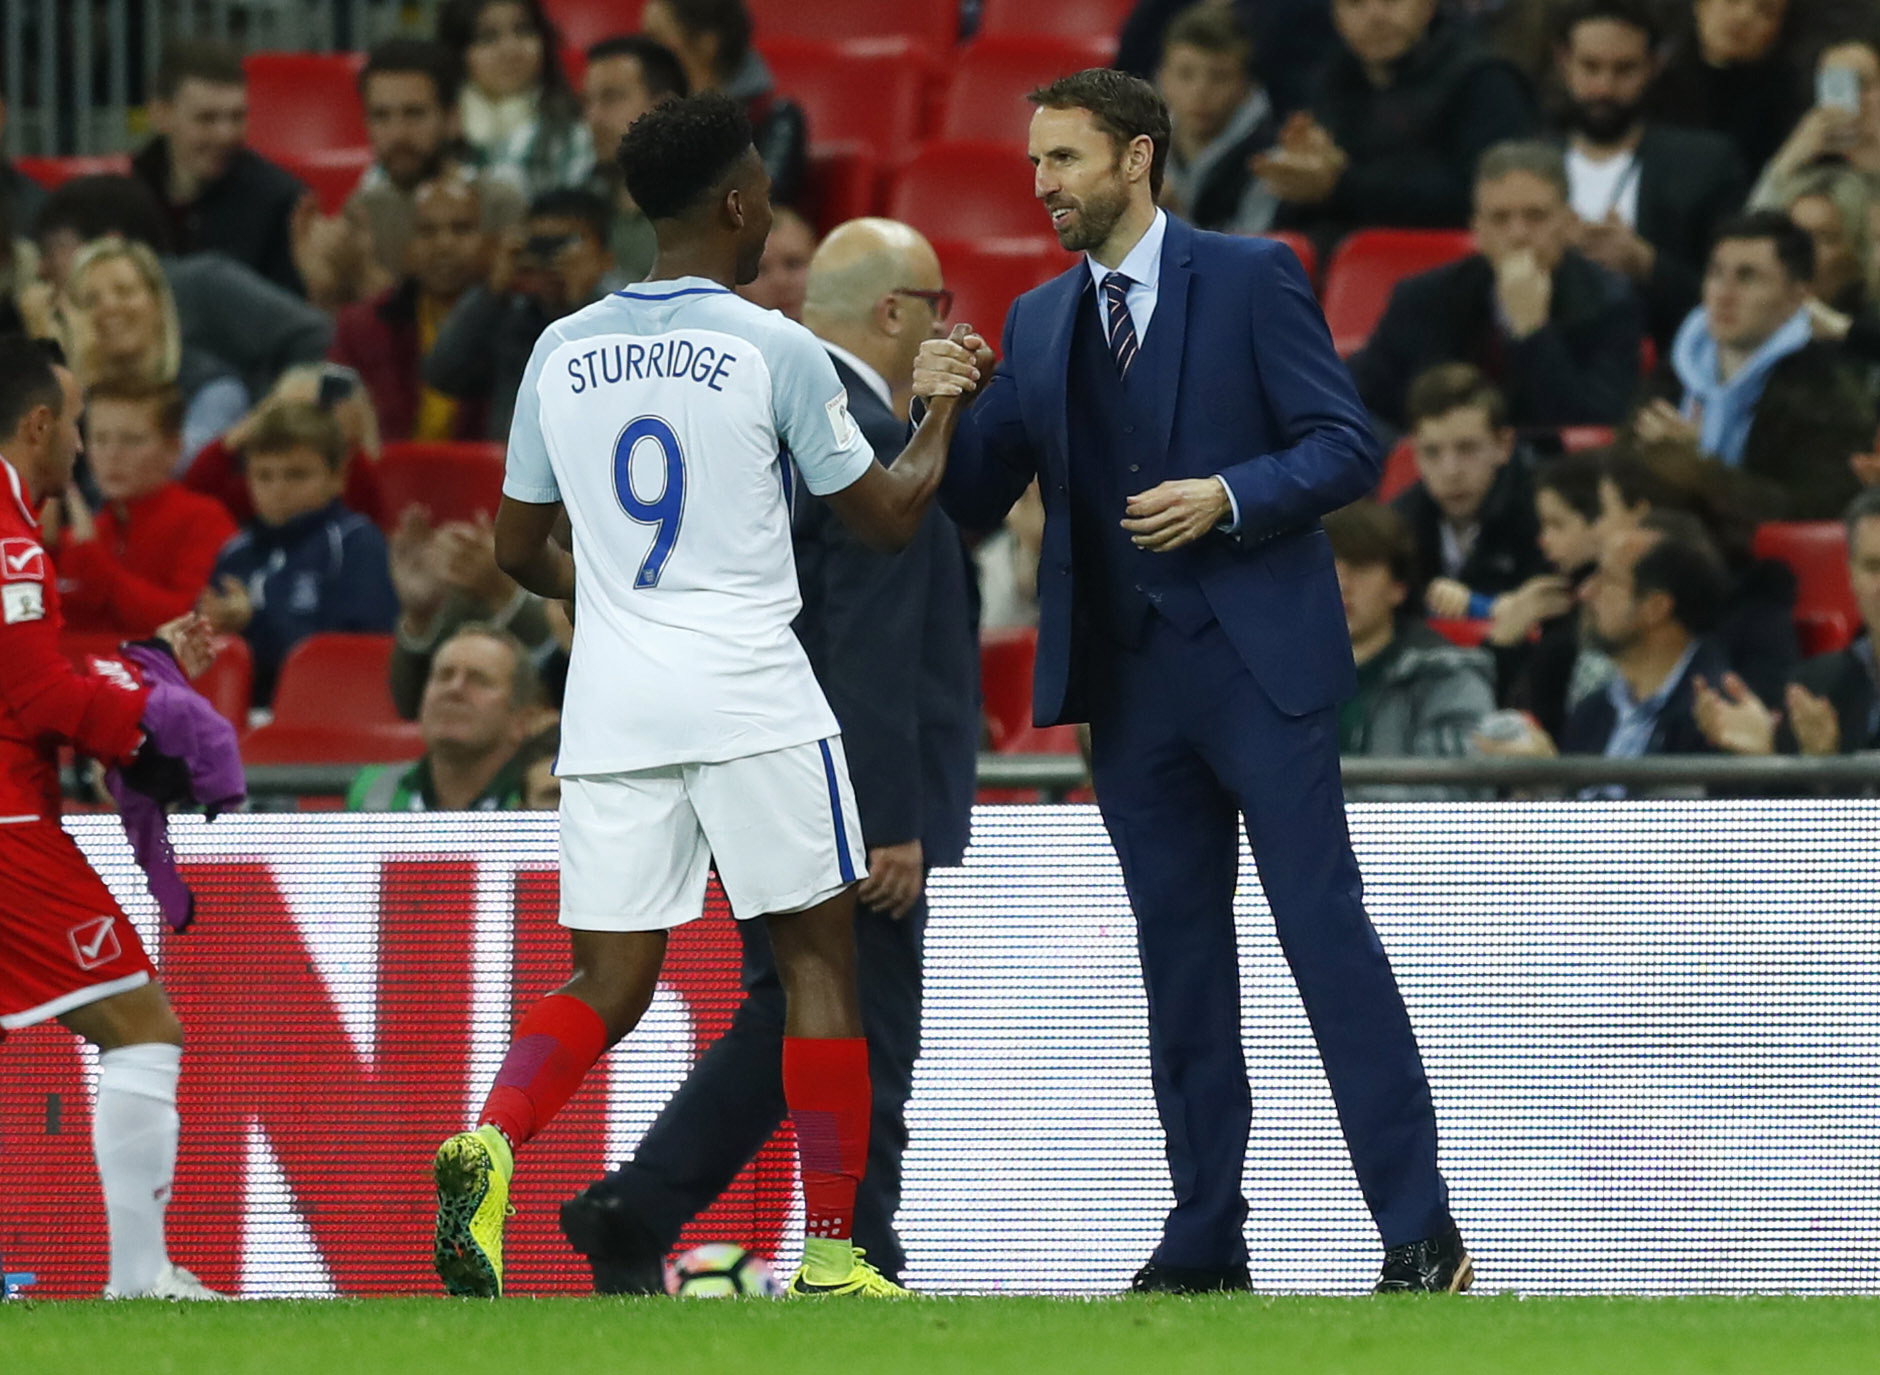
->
xmin=577 ymin=353 xmax=979 ymax=1281
xmin=939 ymin=213 xmax=1453 ymax=1265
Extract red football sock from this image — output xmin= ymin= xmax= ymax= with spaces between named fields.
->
xmin=478 ymin=994 xmax=609 ymax=1148
xmin=783 ymin=1036 xmax=871 ymax=1241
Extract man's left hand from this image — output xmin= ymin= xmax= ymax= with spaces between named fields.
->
xmin=1122 ymin=479 xmax=1230 ymax=552
xmin=858 ymin=839 xmax=923 ymax=919
xmin=1575 ymin=213 xmax=1655 ymax=281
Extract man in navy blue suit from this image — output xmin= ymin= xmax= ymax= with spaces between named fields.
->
xmin=558 ymin=218 xmax=980 ymax=1291
xmin=915 ymin=69 xmax=1470 ymax=1294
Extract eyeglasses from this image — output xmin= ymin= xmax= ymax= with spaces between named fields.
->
xmin=892 ymin=287 xmax=953 ymax=321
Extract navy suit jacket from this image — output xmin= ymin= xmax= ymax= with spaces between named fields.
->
xmin=939 ymin=216 xmax=1380 ymax=725
xmin=794 ymin=356 xmax=979 ymax=868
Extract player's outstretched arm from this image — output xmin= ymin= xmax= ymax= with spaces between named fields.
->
xmin=493 ymin=496 xmax=576 ymax=602
xmin=822 ymin=327 xmax=993 ymax=554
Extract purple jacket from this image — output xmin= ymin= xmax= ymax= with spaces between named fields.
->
xmin=103 ymin=643 xmax=246 ymax=931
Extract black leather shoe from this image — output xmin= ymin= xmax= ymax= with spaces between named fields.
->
xmin=1128 ymin=1261 xmax=1252 ymax=1294
xmin=558 ymin=1185 xmax=668 ymax=1295
xmin=1374 ymin=1223 xmax=1473 ymax=1294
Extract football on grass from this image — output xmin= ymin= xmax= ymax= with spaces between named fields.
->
xmin=668 ymin=1244 xmax=780 ymax=1298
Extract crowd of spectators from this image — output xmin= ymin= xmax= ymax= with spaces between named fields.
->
xmin=2 ymin=0 xmax=1880 ymax=801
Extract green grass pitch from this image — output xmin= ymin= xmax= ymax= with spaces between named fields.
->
xmin=5 ymin=1296 xmax=1880 ymax=1375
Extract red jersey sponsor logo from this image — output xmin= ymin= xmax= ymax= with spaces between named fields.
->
xmin=67 ymin=915 xmax=121 ymax=970
xmin=1 ymin=538 xmax=45 ymax=583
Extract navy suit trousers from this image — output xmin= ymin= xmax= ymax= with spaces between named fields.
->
xmin=1085 ymin=614 xmax=1450 ymax=1262
xmin=590 ymin=898 xmax=925 ymax=1280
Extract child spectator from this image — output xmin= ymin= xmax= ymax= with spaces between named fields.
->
xmin=201 ymin=403 xmax=397 ymax=705
xmin=1393 ymin=363 xmax=1548 ymax=616
xmin=1484 ymin=450 xmax=1614 ymax=741
xmin=184 ymin=364 xmax=387 ymax=527
xmin=1325 ymin=500 xmax=1496 ymax=799
xmin=45 ymin=379 xmax=236 ymax=637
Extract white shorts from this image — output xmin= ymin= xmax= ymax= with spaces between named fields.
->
xmin=559 ymin=736 xmax=867 ymax=931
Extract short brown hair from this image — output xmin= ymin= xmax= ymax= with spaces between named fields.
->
xmin=1029 ymin=68 xmax=1172 ymax=199
xmin=1162 ymin=5 xmax=1253 ymax=62
xmin=1405 ymin=362 xmax=1509 ymax=431
xmin=243 ymin=402 xmax=349 ymax=472
xmin=1324 ymin=500 xmax=1417 ymax=585
xmin=1475 ymin=140 xmax=1570 ymax=204
xmin=85 ymin=377 xmax=184 ymax=438
xmin=155 ymin=38 xmax=245 ymax=101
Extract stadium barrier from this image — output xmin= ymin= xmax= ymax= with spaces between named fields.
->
xmin=6 ymin=805 xmax=1880 ymax=1297
xmin=239 ymin=753 xmax=1880 ymax=806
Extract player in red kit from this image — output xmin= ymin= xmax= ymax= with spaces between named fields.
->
xmin=0 ymin=337 xmax=220 ymax=1299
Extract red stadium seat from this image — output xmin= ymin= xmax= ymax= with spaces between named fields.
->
xmin=267 ymin=634 xmax=404 ymax=731
xmin=1559 ymin=426 xmax=1616 ymax=452
xmin=979 ymin=625 xmax=1037 ymax=749
xmin=375 ymin=442 xmax=507 ymax=529
xmin=275 ymin=148 xmax=374 ymax=215
xmin=1797 ymin=610 xmax=1854 ymax=657
xmin=1377 ymin=437 xmax=1420 ymax=502
xmin=543 ymin=0 xmax=631 ymax=51
xmin=747 ymin=0 xmax=960 ymax=48
xmin=1754 ymin=522 xmax=1858 ymax=649
xmin=890 ymin=141 xmax=1050 ymax=244
xmin=999 ymin=721 xmax=1081 ymax=753
xmin=1321 ymin=229 xmax=1476 ymax=356
xmin=940 ymin=36 xmax=1121 ymax=146
xmin=976 ymin=0 xmax=1136 ymax=42
xmin=763 ymin=37 xmax=934 ymax=166
xmin=800 ymin=142 xmax=880 ymax=235
xmin=1260 ymin=230 xmax=1318 ymax=288
xmin=935 ymin=237 xmax=1076 ymax=353
xmin=1429 ymin=618 xmax=1492 ymax=649
xmin=243 ymin=53 xmax=370 ymax=161
xmin=14 ymin=154 xmax=132 ymax=189
xmin=240 ymin=721 xmax=424 ymax=767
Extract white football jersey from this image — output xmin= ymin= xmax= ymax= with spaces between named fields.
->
xmin=503 ymin=278 xmax=876 ymax=774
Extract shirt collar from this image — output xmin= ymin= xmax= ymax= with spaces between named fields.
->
xmin=820 ymin=341 xmax=894 ymax=414
xmin=1607 ymin=640 xmax=1701 ymax=717
xmin=0 ymin=455 xmax=38 ymax=528
xmin=1085 ymin=208 xmax=1168 ymax=293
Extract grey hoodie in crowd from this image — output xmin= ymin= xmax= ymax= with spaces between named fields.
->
xmin=1344 ymin=621 xmax=1496 ymax=802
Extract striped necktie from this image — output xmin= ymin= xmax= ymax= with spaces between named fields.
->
xmin=1102 ymin=271 xmax=1138 ymax=379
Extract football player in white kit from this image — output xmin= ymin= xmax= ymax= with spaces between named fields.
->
xmin=429 ymin=93 xmax=993 ymax=1299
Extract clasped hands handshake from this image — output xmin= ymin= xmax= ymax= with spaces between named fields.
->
xmin=912 ymin=327 xmax=1231 ymax=552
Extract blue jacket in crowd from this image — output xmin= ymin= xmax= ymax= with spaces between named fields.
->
xmin=211 ymin=500 xmax=398 ymax=705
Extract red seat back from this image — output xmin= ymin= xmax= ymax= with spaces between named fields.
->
xmin=1260 ymin=231 xmax=1318 ymax=289
xmin=1322 ymin=230 xmax=1476 ymax=356
xmin=1754 ymin=521 xmax=1859 ymax=644
xmin=243 ymin=53 xmax=370 ymax=161
xmin=268 ymin=633 xmax=403 ymax=731
xmin=1377 ymin=438 xmax=1420 ymax=503
xmin=979 ymin=625 xmax=1037 ymax=749
xmin=1559 ymin=425 xmax=1616 ymax=452
xmin=889 ymin=141 xmax=1049 ymax=244
xmin=763 ymin=37 xmax=933 ymax=165
xmin=801 ymin=142 xmax=880 ymax=235
xmin=935 ymin=237 xmax=1076 ymax=354
xmin=240 ymin=721 xmax=425 ymax=767
xmin=376 ymin=442 xmax=507 ymax=529
xmin=1429 ymin=617 xmax=1492 ymax=649
xmin=976 ymin=0 xmax=1136 ymax=41
xmin=15 ymin=155 xmax=132 ymax=189
xmin=275 ymin=148 xmax=374 ymax=215
xmin=940 ymin=36 xmax=1120 ymax=146
xmin=747 ymin=0 xmax=960 ymax=47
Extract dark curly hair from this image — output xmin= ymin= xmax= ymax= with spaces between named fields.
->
xmin=618 ymin=92 xmax=755 ymax=221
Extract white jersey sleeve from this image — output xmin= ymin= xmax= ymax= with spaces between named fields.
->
xmin=768 ymin=324 xmax=876 ymax=496
xmin=502 ymin=329 xmax=562 ymax=504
